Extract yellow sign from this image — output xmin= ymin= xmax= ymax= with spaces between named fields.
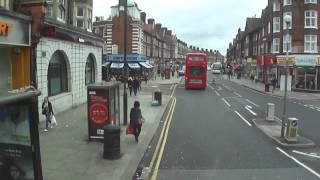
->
xmin=317 ymin=57 xmax=320 ymax=65
xmin=251 ymin=59 xmax=257 ymax=66
xmin=277 ymin=57 xmax=295 ymax=66
xmin=0 ymin=21 xmax=13 ymax=37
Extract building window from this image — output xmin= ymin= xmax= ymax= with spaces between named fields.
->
xmin=273 ymin=17 xmax=280 ymax=33
xmin=48 ymin=51 xmax=68 ymax=96
xmin=85 ymin=55 xmax=95 ymax=85
xmin=304 ymin=35 xmax=317 ymax=53
xmin=305 ymin=0 xmax=317 ymax=4
xmin=268 ymin=21 xmax=271 ymax=34
xmin=283 ymin=12 xmax=292 ymax=29
xmin=77 ymin=20 xmax=84 ymax=28
xmin=284 ymin=0 xmax=292 ymax=6
xmin=305 ymin=10 xmax=317 ymax=28
xmin=283 ymin=34 xmax=292 ymax=52
xmin=0 ymin=0 xmax=9 ymax=10
xmin=57 ymin=5 xmax=65 ymax=22
xmin=94 ymin=28 xmax=100 ymax=34
xmin=45 ymin=4 xmax=53 ymax=17
xmin=77 ymin=7 xmax=84 ymax=17
xmin=273 ymin=1 xmax=280 ymax=11
xmin=273 ymin=38 xmax=280 ymax=53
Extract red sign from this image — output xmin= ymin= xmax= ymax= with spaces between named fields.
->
xmin=89 ymin=101 xmax=108 ymax=124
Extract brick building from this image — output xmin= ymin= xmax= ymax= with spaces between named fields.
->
xmin=227 ymin=0 xmax=320 ymax=91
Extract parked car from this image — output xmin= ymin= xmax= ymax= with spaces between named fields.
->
xmin=178 ymin=70 xmax=185 ymax=76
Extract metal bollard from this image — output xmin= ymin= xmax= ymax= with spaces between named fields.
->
xmin=266 ymin=103 xmax=275 ymax=121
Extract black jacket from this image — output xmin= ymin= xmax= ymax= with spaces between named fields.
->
xmin=42 ymin=101 xmax=54 ymax=115
xmin=130 ymin=107 xmax=142 ymax=127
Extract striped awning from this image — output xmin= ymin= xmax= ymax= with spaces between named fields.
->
xmin=128 ymin=63 xmax=141 ymax=69
xmin=110 ymin=63 xmax=124 ymax=69
xmin=139 ymin=62 xmax=153 ymax=68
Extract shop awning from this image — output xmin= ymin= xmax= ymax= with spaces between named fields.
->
xmin=128 ymin=63 xmax=141 ymax=69
xmin=110 ymin=63 xmax=124 ymax=69
xmin=102 ymin=62 xmax=111 ymax=67
xmin=139 ymin=62 xmax=153 ymax=68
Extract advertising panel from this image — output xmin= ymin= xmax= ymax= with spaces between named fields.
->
xmin=88 ymin=90 xmax=109 ymax=139
xmin=0 ymin=103 xmax=35 ymax=180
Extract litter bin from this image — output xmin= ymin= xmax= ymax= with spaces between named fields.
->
xmin=103 ymin=125 xmax=121 ymax=159
xmin=265 ymin=84 xmax=270 ymax=92
xmin=154 ymin=91 xmax=162 ymax=105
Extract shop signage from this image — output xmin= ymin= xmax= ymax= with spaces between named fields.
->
xmin=251 ymin=59 xmax=257 ymax=67
xmin=276 ymin=56 xmax=295 ymax=66
xmin=0 ymin=15 xmax=30 ymax=46
xmin=294 ymin=55 xmax=317 ymax=67
xmin=0 ymin=21 xmax=13 ymax=36
xmin=105 ymin=54 xmax=147 ymax=62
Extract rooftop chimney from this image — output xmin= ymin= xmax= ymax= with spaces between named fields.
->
xmin=167 ymin=30 xmax=172 ymax=36
xmin=147 ymin=18 xmax=155 ymax=25
xmin=155 ymin=23 xmax=162 ymax=30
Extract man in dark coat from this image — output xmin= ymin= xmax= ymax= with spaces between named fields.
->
xmin=130 ymin=101 xmax=144 ymax=142
xmin=133 ymin=77 xmax=139 ymax=96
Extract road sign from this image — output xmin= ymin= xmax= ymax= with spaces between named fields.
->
xmin=292 ymin=120 xmax=298 ymax=128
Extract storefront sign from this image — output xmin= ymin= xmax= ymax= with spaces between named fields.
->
xmin=105 ymin=54 xmax=147 ymax=62
xmin=0 ymin=21 xmax=13 ymax=36
xmin=0 ymin=15 xmax=30 ymax=46
xmin=251 ymin=59 xmax=257 ymax=67
xmin=317 ymin=57 xmax=320 ymax=66
xmin=294 ymin=55 xmax=317 ymax=67
xmin=276 ymin=56 xmax=295 ymax=66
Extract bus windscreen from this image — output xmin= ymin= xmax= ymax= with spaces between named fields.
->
xmin=188 ymin=66 xmax=205 ymax=76
xmin=188 ymin=56 xmax=206 ymax=61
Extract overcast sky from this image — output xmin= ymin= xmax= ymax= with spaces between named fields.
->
xmin=93 ymin=0 xmax=267 ymax=55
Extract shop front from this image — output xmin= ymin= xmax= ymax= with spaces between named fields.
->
xmin=276 ymin=55 xmax=295 ymax=87
xmin=0 ymin=12 xmax=31 ymax=92
xmin=292 ymin=55 xmax=319 ymax=91
xmin=257 ymin=54 xmax=277 ymax=83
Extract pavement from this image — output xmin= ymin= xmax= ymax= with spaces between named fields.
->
xmin=38 ymin=77 xmax=180 ymax=180
xmin=227 ymin=76 xmax=320 ymax=101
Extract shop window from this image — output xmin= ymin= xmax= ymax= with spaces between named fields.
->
xmin=48 ymin=51 xmax=68 ymax=96
xmin=305 ymin=10 xmax=317 ymax=29
xmin=85 ymin=55 xmax=96 ymax=85
xmin=304 ymin=35 xmax=317 ymax=53
xmin=273 ymin=17 xmax=280 ymax=33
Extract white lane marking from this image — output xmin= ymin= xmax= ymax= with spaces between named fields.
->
xmin=214 ymin=90 xmax=220 ymax=96
xmin=233 ymin=92 xmax=242 ymax=97
xmin=246 ymin=105 xmax=253 ymax=109
xmin=234 ymin=111 xmax=252 ymax=127
xmin=171 ymin=84 xmax=177 ymax=97
xmin=245 ymin=99 xmax=259 ymax=107
xmin=218 ymin=86 xmax=222 ymax=91
xmin=304 ymin=105 xmax=308 ymax=107
xmin=310 ymin=107 xmax=315 ymax=110
xmin=245 ymin=106 xmax=257 ymax=116
xmin=170 ymin=84 xmax=174 ymax=90
xmin=222 ymin=98 xmax=231 ymax=107
xmin=292 ymin=150 xmax=320 ymax=159
xmin=277 ymin=147 xmax=320 ymax=178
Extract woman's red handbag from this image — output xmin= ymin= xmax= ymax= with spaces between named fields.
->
xmin=126 ymin=124 xmax=134 ymax=135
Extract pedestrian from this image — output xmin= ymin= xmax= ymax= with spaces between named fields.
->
xmin=138 ymin=77 xmax=142 ymax=91
xmin=228 ymin=68 xmax=232 ymax=80
xmin=130 ymin=101 xmax=144 ymax=142
xmin=271 ymin=75 xmax=277 ymax=93
xmin=144 ymin=73 xmax=148 ymax=84
xmin=250 ymin=74 xmax=254 ymax=83
xmin=161 ymin=70 xmax=164 ymax=80
xmin=133 ymin=77 xmax=139 ymax=96
xmin=128 ymin=77 xmax=133 ymax=96
xmin=41 ymin=96 xmax=54 ymax=132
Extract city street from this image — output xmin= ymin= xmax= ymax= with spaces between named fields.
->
xmin=147 ymin=73 xmax=320 ymax=180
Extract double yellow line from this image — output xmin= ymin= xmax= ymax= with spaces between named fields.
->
xmin=149 ymin=97 xmax=177 ymax=180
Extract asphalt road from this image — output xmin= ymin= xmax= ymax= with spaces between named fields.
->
xmin=154 ymin=73 xmax=320 ymax=180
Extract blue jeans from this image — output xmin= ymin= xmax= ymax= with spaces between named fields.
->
xmin=45 ymin=112 xmax=51 ymax=129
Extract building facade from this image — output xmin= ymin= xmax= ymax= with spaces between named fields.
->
xmin=20 ymin=0 xmax=103 ymax=115
xmin=227 ymin=0 xmax=320 ymax=91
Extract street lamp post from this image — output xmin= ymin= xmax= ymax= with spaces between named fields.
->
xmin=281 ymin=14 xmax=292 ymax=138
xmin=123 ymin=0 xmax=128 ymax=125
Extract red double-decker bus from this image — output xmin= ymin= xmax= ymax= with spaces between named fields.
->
xmin=184 ymin=53 xmax=208 ymax=89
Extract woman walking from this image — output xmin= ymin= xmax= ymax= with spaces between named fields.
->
xmin=42 ymin=97 xmax=54 ymax=132
xmin=130 ymin=101 xmax=144 ymax=142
